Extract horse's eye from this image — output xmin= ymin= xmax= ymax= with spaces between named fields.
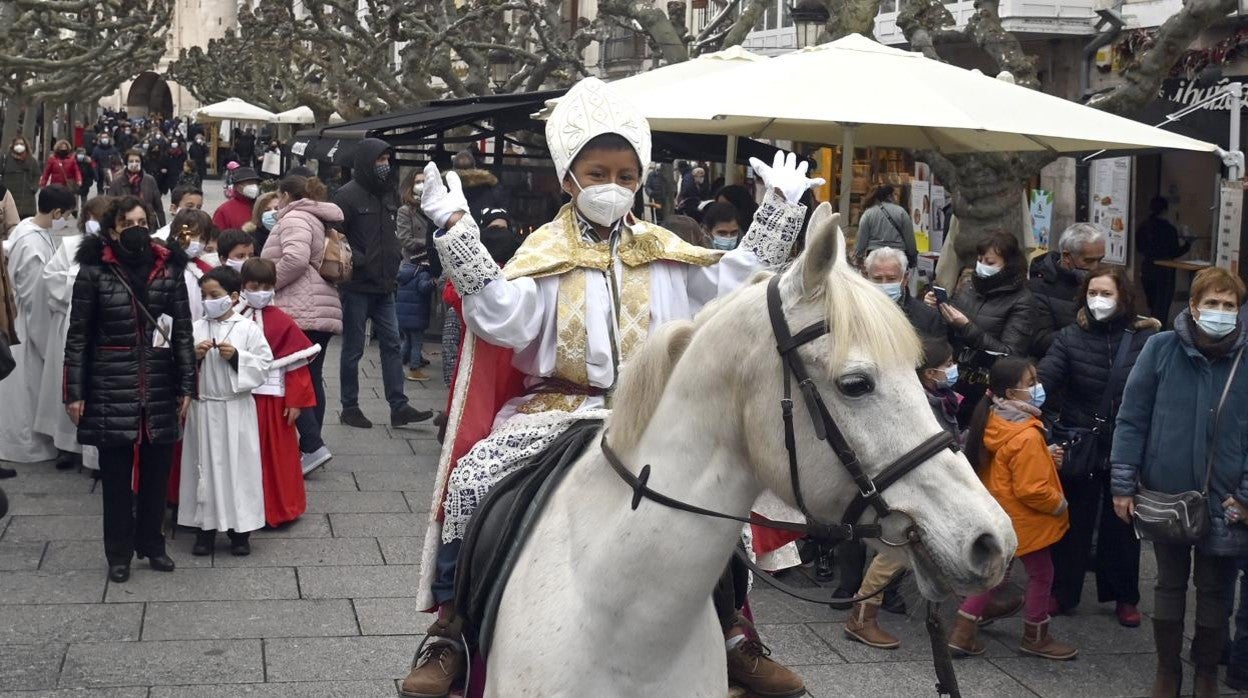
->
xmin=836 ymin=373 xmax=875 ymax=398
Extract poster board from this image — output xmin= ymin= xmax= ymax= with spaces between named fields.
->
xmin=1029 ymin=189 xmax=1054 ymax=249
xmin=1216 ymin=179 xmax=1243 ymax=274
xmin=910 ymin=180 xmax=931 ymax=253
xmin=1089 ymin=157 xmax=1132 ymax=264
xmin=930 ymin=185 xmax=946 ymax=253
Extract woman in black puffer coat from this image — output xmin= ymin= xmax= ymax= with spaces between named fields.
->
xmin=1037 ymin=265 xmax=1159 ymax=622
xmin=925 ymin=231 xmax=1034 ymax=422
xmin=64 ymin=195 xmax=196 ymax=584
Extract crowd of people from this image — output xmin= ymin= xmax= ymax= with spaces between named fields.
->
xmin=1 ymin=83 xmax=1248 ymax=698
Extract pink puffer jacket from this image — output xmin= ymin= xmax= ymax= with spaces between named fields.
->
xmin=261 ymin=198 xmax=344 ymax=334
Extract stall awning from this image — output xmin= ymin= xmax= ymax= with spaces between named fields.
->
xmin=290 ymin=90 xmax=801 ymax=169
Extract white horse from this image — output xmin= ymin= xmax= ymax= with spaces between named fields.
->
xmin=486 ymin=204 xmax=1018 ymax=697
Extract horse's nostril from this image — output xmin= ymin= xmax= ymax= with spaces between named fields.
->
xmin=969 ymin=532 xmax=1003 ymax=575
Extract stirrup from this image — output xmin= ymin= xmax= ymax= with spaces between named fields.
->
xmin=409 ymin=630 xmax=474 ymax=693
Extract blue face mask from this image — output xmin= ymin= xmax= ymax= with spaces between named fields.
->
xmin=874 ymin=281 xmax=902 ymax=302
xmin=711 ymin=235 xmax=737 ymax=251
xmin=261 ymin=210 xmax=279 ymax=230
xmin=1026 ymin=383 xmax=1046 ymax=409
xmin=1196 ymin=308 xmax=1238 ymax=339
xmin=941 ymin=364 xmax=958 ymax=388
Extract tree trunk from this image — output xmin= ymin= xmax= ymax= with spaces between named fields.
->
xmin=722 ymin=0 xmax=771 ymax=48
xmin=822 ymin=0 xmax=883 ymax=42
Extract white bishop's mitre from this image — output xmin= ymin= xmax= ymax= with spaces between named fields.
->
xmin=545 ymin=77 xmax=651 ymax=182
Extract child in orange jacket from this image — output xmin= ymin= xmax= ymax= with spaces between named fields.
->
xmin=948 ymin=356 xmax=1077 ymax=662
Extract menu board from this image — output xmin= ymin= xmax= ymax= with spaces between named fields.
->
xmin=1217 ymin=179 xmax=1243 ymax=274
xmin=1089 ymin=157 xmax=1131 ymax=264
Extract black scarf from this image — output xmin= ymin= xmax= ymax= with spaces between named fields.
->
xmin=970 ymin=268 xmax=1020 ymax=296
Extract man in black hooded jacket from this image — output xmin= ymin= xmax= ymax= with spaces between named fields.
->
xmin=332 ymin=137 xmax=432 ymax=429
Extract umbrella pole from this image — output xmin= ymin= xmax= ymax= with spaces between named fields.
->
xmin=725 ymin=135 xmax=739 ymax=185
xmin=838 ymin=125 xmax=856 ymax=219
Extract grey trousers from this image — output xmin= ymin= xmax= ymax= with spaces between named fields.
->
xmin=1152 ymin=541 xmax=1237 ymax=629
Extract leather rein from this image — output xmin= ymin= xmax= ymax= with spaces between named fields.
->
xmin=600 ymin=274 xmax=963 ymax=697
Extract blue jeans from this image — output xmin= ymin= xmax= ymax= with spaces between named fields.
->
xmin=339 ymin=289 xmax=409 ymax=412
xmin=400 ymin=330 xmax=424 ymax=368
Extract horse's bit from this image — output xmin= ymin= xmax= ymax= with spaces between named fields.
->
xmin=601 ymin=273 xmax=964 ymax=697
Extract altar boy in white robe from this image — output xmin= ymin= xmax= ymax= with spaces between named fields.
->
xmin=178 ymin=266 xmax=272 ymax=557
xmin=0 ymin=185 xmax=75 ymax=464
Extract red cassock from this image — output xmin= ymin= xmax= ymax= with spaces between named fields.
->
xmin=251 ymin=305 xmax=318 ymax=527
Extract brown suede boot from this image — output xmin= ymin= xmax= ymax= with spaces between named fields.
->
xmin=1150 ymin=619 xmax=1183 ymax=698
xmin=726 ymin=637 xmax=806 ymax=697
xmin=1191 ymin=624 xmax=1225 ymax=698
xmin=844 ymin=601 xmax=900 ymax=649
xmin=977 ymin=592 xmax=1025 ymax=627
xmin=947 ymin=611 xmax=985 ymax=657
xmin=399 ymin=614 xmax=466 ymax=698
xmin=1020 ymin=619 xmax=1078 ymax=660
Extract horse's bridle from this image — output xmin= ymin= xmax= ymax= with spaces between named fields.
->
xmin=602 ymin=274 xmax=959 ymax=546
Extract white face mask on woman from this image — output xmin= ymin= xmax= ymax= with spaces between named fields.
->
xmin=975 ymin=261 xmax=1002 ymax=278
xmin=570 ymin=174 xmax=634 ymax=227
xmin=1087 ymin=296 xmax=1117 ymax=321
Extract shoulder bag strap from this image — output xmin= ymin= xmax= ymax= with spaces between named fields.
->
xmin=1203 ymin=346 xmax=1245 ymax=493
xmin=1095 ymin=328 xmax=1136 ymax=424
xmin=880 ymin=204 xmax=905 ymax=239
xmin=107 ymin=265 xmax=172 ymax=347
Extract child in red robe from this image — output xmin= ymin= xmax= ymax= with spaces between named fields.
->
xmin=237 ymin=258 xmax=319 ymax=527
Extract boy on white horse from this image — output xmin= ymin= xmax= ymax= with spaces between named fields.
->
xmin=404 ymin=76 xmax=823 ymax=698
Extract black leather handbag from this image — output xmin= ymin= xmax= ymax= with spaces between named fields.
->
xmin=1051 ymin=329 xmax=1135 ymax=481
xmin=1133 ymin=347 xmax=1244 ymax=544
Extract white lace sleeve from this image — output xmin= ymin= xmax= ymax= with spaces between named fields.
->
xmin=737 ymin=189 xmax=807 ymax=269
xmin=433 ymin=215 xmax=502 ymax=296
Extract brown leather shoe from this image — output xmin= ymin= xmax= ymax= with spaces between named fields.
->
xmin=1020 ymin=619 xmax=1078 ymax=660
xmin=399 ymin=615 xmax=466 ymax=698
xmin=844 ymin=601 xmax=900 ymax=649
xmin=977 ymin=592 xmax=1024 ymax=627
xmin=947 ymin=611 xmax=985 ymax=657
xmin=726 ymin=638 xmax=806 ymax=697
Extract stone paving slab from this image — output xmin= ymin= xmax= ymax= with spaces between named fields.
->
xmin=148 ymin=680 xmax=399 ymax=697
xmin=352 ymin=597 xmax=435 ymax=636
xmin=322 ymin=455 xmax=419 ymax=473
xmin=988 ymin=652 xmax=1158 ymax=698
xmin=41 ymin=540 xmax=214 ymax=571
xmin=0 ymin=569 xmax=105 ymax=604
xmin=375 ymin=537 xmax=423 ymax=566
xmin=0 ymin=643 xmax=67 ymax=691
xmin=300 ymin=471 xmax=361 ymax=492
xmin=304 ymin=491 xmax=410 ymax=513
xmin=211 ymin=536 xmax=384 ymax=568
xmin=353 ymin=470 xmax=433 ymax=492
xmin=104 ymin=567 xmax=299 ymax=602
xmin=60 ymin=639 xmax=264 ymax=687
xmin=142 ymin=599 xmax=359 ymax=640
xmin=0 ymin=541 xmax=45 ymax=571
xmin=0 ymin=472 xmax=95 ymax=494
xmin=248 ymin=514 xmax=333 ymax=538
xmin=808 ymin=616 xmax=1019 ymax=663
xmin=0 ymin=603 xmax=143 ymax=644
xmin=328 ymin=512 xmax=427 ymax=539
xmin=264 ymin=635 xmax=415 ymax=683
xmin=7 ymin=688 xmax=149 ymax=697
xmin=297 ymin=564 xmax=421 ymax=599
xmin=4 ymin=492 xmax=103 ymax=516
xmin=757 ymin=623 xmax=846 ymax=666
xmin=402 ymin=491 xmax=433 ymax=513
xmin=2 ymin=514 xmax=104 ymax=541
xmin=800 ymin=659 xmax=1037 ymax=698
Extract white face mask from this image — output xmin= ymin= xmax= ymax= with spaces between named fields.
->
xmin=127 ymin=162 xmax=142 ymax=172
xmin=12 ymin=144 xmax=26 ymax=154
xmin=570 ymin=174 xmax=635 ymax=227
xmin=225 ymin=258 xmax=246 ymax=272
xmin=51 ymin=216 xmax=70 ymax=232
xmin=241 ymin=184 xmax=260 ymax=200
xmin=85 ymin=220 xmax=101 ymax=236
xmin=975 ymin=261 xmax=1002 ymax=278
xmin=200 ymin=251 xmax=220 ymax=267
xmin=1087 ymin=296 xmax=1117 ymax=321
xmin=243 ymin=289 xmax=274 ymax=308
xmin=203 ymin=295 xmax=234 ymax=319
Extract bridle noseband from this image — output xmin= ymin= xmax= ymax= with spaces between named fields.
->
xmin=602 ymin=274 xmax=959 ymax=546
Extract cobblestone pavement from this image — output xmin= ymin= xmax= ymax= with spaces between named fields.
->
xmin=1 ymin=340 xmax=1244 ymax=696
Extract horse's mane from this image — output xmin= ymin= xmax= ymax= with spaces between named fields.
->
xmin=607 ymin=319 xmax=696 ymax=453
xmin=817 ymin=239 xmax=922 ymax=373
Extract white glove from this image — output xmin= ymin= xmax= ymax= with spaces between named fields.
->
xmin=749 ymin=151 xmax=826 ymax=204
xmin=420 ymin=162 xmax=471 ymax=229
